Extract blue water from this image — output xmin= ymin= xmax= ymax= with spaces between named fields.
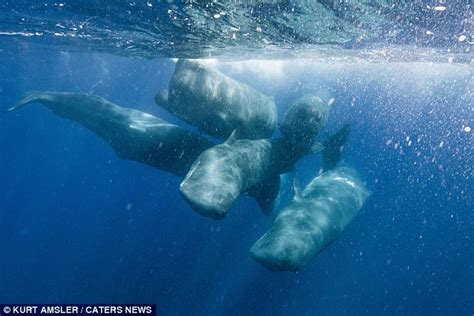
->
xmin=0 ymin=46 xmax=472 ymax=315
xmin=0 ymin=1 xmax=472 ymax=61
xmin=0 ymin=2 xmax=473 ymax=314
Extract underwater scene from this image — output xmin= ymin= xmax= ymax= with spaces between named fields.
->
xmin=0 ymin=1 xmax=472 ymax=315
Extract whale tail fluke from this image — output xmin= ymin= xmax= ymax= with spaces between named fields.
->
xmin=7 ymin=91 xmax=45 ymax=112
xmin=323 ymin=123 xmax=351 ymax=170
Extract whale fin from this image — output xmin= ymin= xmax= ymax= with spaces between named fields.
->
xmin=323 ymin=123 xmax=351 ymax=170
xmin=224 ymin=130 xmax=238 ymax=145
xmin=273 ymin=173 xmax=294 ymax=212
xmin=248 ymin=175 xmax=281 ymax=214
xmin=292 ymin=177 xmax=302 ymax=201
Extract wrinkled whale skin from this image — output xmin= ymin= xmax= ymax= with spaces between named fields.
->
xmin=280 ymin=94 xmax=331 ymax=151
xmin=250 ymin=166 xmax=370 ymax=271
xmin=179 ymin=93 xmax=333 ymax=219
xmin=156 ymin=59 xmax=277 ymax=140
xmin=9 ymin=91 xmax=214 ymax=176
xmin=179 ymin=134 xmax=327 ymax=220
xmin=180 ymin=136 xmax=280 ymax=219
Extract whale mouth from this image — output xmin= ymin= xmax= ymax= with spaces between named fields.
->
xmin=250 ymin=242 xmax=303 ymax=272
xmin=250 ymin=232 xmax=310 ymax=272
xmin=179 ymin=183 xmax=229 ymax=220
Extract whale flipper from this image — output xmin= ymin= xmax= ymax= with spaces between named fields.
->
xmin=224 ymin=130 xmax=238 ymax=145
xmin=9 ymin=91 xmax=214 ymax=176
xmin=323 ymin=123 xmax=351 ymax=170
xmin=292 ymin=177 xmax=302 ymax=201
xmin=248 ymin=174 xmax=281 ymax=214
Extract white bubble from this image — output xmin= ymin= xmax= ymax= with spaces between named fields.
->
xmin=463 ymin=126 xmax=471 ymax=133
xmin=458 ymin=35 xmax=466 ymax=42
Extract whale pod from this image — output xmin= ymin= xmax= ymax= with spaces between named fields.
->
xmin=179 ymin=93 xmax=337 ymax=219
xmin=156 ymin=59 xmax=277 ymax=140
xmin=9 ymin=91 xmax=214 ymax=176
xmin=250 ymin=166 xmax=370 ymax=271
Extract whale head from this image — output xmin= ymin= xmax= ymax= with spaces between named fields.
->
xmin=280 ymin=94 xmax=331 ymax=149
xmin=250 ymin=200 xmax=318 ymax=271
xmin=179 ymin=144 xmax=242 ymax=220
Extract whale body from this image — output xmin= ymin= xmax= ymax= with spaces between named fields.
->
xmin=156 ymin=59 xmax=277 ymax=140
xmin=250 ymin=166 xmax=370 ymax=271
xmin=179 ymin=94 xmax=333 ymax=219
xmin=9 ymin=91 xmax=214 ymax=176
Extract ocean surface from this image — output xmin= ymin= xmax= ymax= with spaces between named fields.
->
xmin=0 ymin=2 xmax=473 ymax=316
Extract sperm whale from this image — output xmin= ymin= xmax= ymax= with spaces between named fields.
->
xmin=179 ymin=94 xmax=337 ymax=219
xmin=9 ymin=91 xmax=214 ymax=176
xmin=155 ymin=59 xmax=277 ymax=140
xmin=250 ymin=165 xmax=370 ymax=271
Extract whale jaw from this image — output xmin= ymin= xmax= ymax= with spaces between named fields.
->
xmin=179 ymin=180 xmax=235 ymax=220
xmin=250 ymin=235 xmax=308 ymax=272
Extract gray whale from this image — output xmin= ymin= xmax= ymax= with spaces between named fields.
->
xmin=250 ymin=166 xmax=371 ymax=271
xmin=156 ymin=60 xmax=277 ymax=140
xmin=8 ymin=91 xmax=214 ymax=176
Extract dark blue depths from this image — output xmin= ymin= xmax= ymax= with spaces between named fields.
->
xmin=0 ymin=46 xmax=472 ymax=315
